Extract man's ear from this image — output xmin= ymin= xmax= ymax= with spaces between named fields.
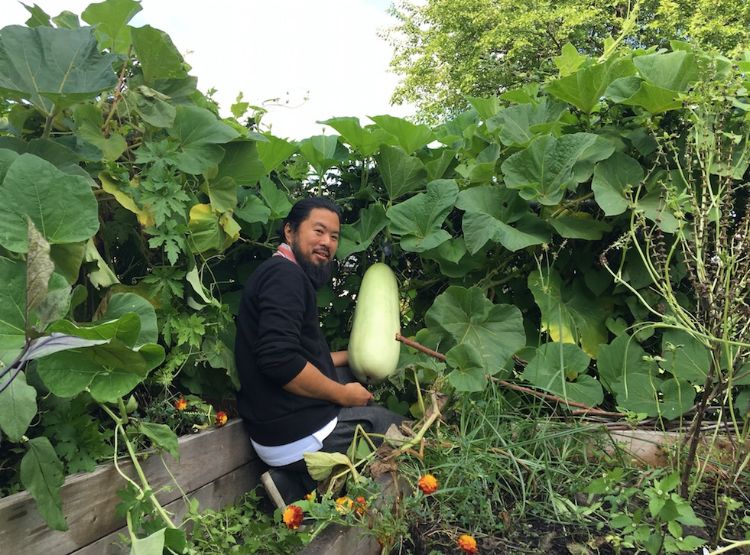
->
xmin=283 ymin=223 xmax=292 ymax=244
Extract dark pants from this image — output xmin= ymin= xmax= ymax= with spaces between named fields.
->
xmin=275 ymin=366 xmax=405 ymax=490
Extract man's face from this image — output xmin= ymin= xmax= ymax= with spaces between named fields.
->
xmin=285 ymin=208 xmax=340 ymax=288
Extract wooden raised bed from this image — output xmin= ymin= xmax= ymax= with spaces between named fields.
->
xmin=0 ymin=419 xmax=263 ymax=554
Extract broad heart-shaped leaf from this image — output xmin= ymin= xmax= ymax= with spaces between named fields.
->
xmin=445 ymin=343 xmax=487 ymax=392
xmin=36 ymin=339 xmax=164 ymax=402
xmin=456 ymin=185 xmax=548 ymax=253
xmin=207 ymin=176 xmax=237 ymax=213
xmin=321 ymin=116 xmax=393 ymax=157
xmin=454 ymin=144 xmax=500 ymax=184
xmin=0 ymin=258 xmax=27 ymax=366
xmin=257 ymin=135 xmax=297 ymax=174
xmin=235 ymin=194 xmax=271 ymax=225
xmin=375 ymin=145 xmax=428 ymax=201
xmin=501 ymin=133 xmax=614 ymax=206
xmin=0 ymin=154 xmax=99 ymax=253
xmin=370 ymin=115 xmax=435 ymax=155
xmin=633 ymin=50 xmax=699 ymax=92
xmin=20 ymin=437 xmax=67 ymax=531
xmin=661 ymin=329 xmax=710 ymax=383
xmin=547 ymin=211 xmax=611 ymax=240
xmin=467 ymin=96 xmax=503 ymax=119
xmin=612 ymin=372 xmax=695 ymax=419
xmin=596 ymin=334 xmax=657 ymax=391
xmin=168 ymin=106 xmax=240 ymax=174
xmin=81 ymin=0 xmax=141 ymax=54
xmin=139 ymin=422 xmax=179 ymax=461
xmin=100 ymin=293 xmax=158 ymax=347
xmin=298 ymin=135 xmax=349 ymax=176
xmin=131 ymin=528 xmax=165 ymax=555
xmin=131 ymin=25 xmax=187 ymax=84
xmin=522 ymin=342 xmax=603 ymax=407
xmin=386 ymin=180 xmax=458 ymax=252
xmin=259 ymin=177 xmax=292 ymax=220
xmin=0 ymin=25 xmax=117 ymax=116
xmin=545 ymin=56 xmax=635 ymax=114
xmin=620 ymin=82 xmax=683 ymax=114
xmin=73 ymin=103 xmax=126 ymax=162
xmin=129 ymin=85 xmax=176 ymax=128
xmin=216 ymin=141 xmax=266 ymax=185
xmin=554 ymin=43 xmax=588 ymax=76
xmin=49 ymin=312 xmax=142 ymax=347
xmin=421 ymin=237 xmax=487 ymax=278
xmin=188 ymin=204 xmax=233 ymax=254
xmin=337 ymin=203 xmax=387 ymax=260
xmin=528 ymin=269 xmax=608 ymax=358
xmin=425 ymin=286 xmax=525 ymax=372
xmin=0 ymin=371 xmax=37 ymax=442
xmin=486 ymin=98 xmax=568 ymax=147
xmin=592 ymin=152 xmax=643 ymax=216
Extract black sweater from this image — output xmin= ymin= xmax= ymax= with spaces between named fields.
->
xmin=234 ymin=256 xmax=340 ymax=445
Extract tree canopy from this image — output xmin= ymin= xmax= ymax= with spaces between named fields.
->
xmin=385 ymin=0 xmax=750 ymax=121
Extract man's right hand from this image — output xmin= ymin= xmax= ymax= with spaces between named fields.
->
xmin=339 ymin=382 xmax=374 ymax=407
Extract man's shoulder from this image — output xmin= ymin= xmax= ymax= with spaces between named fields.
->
xmin=251 ymin=256 xmax=306 ymax=287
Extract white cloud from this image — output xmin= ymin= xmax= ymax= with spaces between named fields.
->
xmin=2 ymin=0 xmax=414 ymax=139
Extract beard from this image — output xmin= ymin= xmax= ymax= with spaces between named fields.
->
xmin=290 ymin=242 xmax=333 ymax=290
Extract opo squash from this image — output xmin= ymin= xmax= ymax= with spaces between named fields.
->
xmin=348 ymin=263 xmax=401 ymax=384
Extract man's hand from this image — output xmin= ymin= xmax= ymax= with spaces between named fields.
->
xmin=284 ymin=361 xmax=372 ymax=406
xmin=339 ymin=382 xmax=373 ymax=407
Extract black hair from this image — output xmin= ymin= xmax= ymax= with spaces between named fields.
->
xmin=279 ymin=196 xmax=342 ymax=243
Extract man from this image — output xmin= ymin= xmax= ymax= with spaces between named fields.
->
xmin=235 ymin=197 xmax=403 ymax=508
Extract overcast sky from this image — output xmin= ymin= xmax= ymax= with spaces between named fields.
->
xmin=3 ymin=0 xmax=414 ymax=139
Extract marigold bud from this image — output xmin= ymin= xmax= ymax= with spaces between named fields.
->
xmin=458 ymin=534 xmax=478 ymax=554
xmin=417 ymin=474 xmax=438 ymax=495
xmin=215 ymin=411 xmax=228 ymax=426
xmin=282 ymin=504 xmax=304 ymax=529
xmin=174 ymin=397 xmax=187 ymax=411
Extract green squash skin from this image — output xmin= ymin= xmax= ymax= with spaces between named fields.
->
xmin=348 ymin=263 xmax=401 ymax=384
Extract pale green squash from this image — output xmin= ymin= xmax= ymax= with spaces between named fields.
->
xmin=348 ymin=263 xmax=401 ymax=384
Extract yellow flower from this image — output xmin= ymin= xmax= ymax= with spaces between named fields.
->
xmin=305 ymin=491 xmax=316 ymax=502
xmin=457 ymin=534 xmax=478 ymax=554
xmin=417 ymin=474 xmax=438 ymax=495
xmin=335 ymin=496 xmax=354 ymax=513
xmin=282 ymin=504 xmax=304 ymax=529
xmin=215 ymin=411 xmax=228 ymax=427
xmin=174 ymin=397 xmax=187 ymax=411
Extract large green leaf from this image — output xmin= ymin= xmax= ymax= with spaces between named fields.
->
xmin=421 ymin=237 xmax=487 ymax=278
xmin=592 ymin=152 xmax=643 ymax=216
xmin=81 ymin=0 xmax=141 ymax=54
xmin=425 ymin=286 xmax=525 ymax=372
xmin=257 ymin=135 xmax=297 ymax=173
xmin=386 ymin=180 xmax=458 ymax=252
xmin=528 ymin=269 xmax=608 ymax=358
xmin=0 ymin=371 xmax=37 ymax=442
xmin=20 ymin=437 xmax=67 ymax=531
xmin=259 ymin=177 xmax=292 ymax=220
xmin=375 ymin=145 xmax=428 ymax=200
xmin=454 ymin=144 xmax=500 ymax=184
xmin=596 ymin=334 xmax=657 ymax=390
xmin=661 ymin=329 xmax=710 ymax=383
xmin=337 ymin=203 xmax=388 ymax=260
xmin=321 ymin=117 xmax=392 ymax=156
xmin=522 ymin=342 xmax=603 ymax=407
xmin=501 ymin=133 xmax=614 ymax=205
xmin=167 ymin=105 xmax=240 ymax=175
xmin=620 ymin=82 xmax=683 ymax=114
xmin=298 ymin=135 xmax=348 ymax=175
xmin=36 ymin=339 xmax=164 ymax=402
xmin=100 ymin=293 xmax=158 ymax=347
xmin=370 ymin=115 xmax=435 ymax=155
xmin=0 ymin=258 xmax=28 ymax=366
xmin=216 ymin=141 xmax=266 ymax=185
xmin=0 ymin=154 xmax=99 ymax=253
xmin=235 ymin=194 xmax=271 ymax=225
xmin=456 ymin=185 xmax=548 ymax=253
xmin=139 ymin=422 xmax=179 ymax=461
xmin=129 ymin=85 xmax=176 ymax=128
xmin=545 ymin=56 xmax=635 ymax=113
xmin=73 ymin=103 xmax=127 ymax=162
xmin=445 ymin=343 xmax=487 ymax=392
xmin=131 ymin=25 xmax=187 ymax=84
xmin=633 ymin=51 xmax=699 ymax=92
xmin=0 ymin=25 xmax=117 ymax=116
xmin=547 ymin=211 xmax=610 ymax=240
xmin=49 ymin=312 xmax=141 ymax=347
xmin=487 ymin=98 xmax=568 ymax=146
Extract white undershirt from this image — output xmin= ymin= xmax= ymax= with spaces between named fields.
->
xmin=250 ymin=417 xmax=338 ymax=467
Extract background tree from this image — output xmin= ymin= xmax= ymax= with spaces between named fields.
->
xmin=385 ymin=0 xmax=750 ymax=122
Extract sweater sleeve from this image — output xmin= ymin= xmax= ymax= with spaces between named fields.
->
xmin=252 ymin=262 xmax=311 ymax=386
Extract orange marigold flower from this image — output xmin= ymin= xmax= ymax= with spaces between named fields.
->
xmin=174 ymin=397 xmax=187 ymax=411
xmin=354 ymin=496 xmax=367 ymax=515
xmin=215 ymin=411 xmax=228 ymax=427
xmin=335 ymin=496 xmax=354 ymax=513
xmin=282 ymin=504 xmax=304 ymax=529
xmin=458 ymin=534 xmax=478 ymax=554
xmin=418 ymin=474 xmax=438 ymax=495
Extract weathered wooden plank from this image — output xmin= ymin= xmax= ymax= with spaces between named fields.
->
xmin=0 ymin=419 xmax=257 ymax=554
xmin=73 ymin=458 xmax=266 ymax=555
